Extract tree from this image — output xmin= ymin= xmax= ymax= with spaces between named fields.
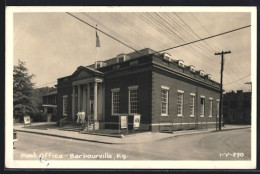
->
xmin=13 ymin=60 xmax=35 ymax=121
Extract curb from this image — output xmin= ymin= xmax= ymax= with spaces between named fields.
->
xmin=15 ymin=129 xmax=115 ymax=144
xmin=15 ymin=126 xmax=251 ymax=145
xmin=157 ymin=126 xmax=251 ymax=141
xmin=80 ymin=132 xmax=124 ymax=138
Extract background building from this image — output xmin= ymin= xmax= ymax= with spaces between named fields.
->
xmin=57 ymin=48 xmax=221 ymax=132
xmin=223 ymin=90 xmax=251 ymax=125
xmin=42 ymin=91 xmax=57 ymax=121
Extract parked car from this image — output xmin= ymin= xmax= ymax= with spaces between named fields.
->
xmin=13 ymin=129 xmax=18 ymax=149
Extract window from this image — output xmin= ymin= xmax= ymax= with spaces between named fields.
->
xmin=209 ymin=98 xmax=213 ymax=117
xmin=161 ymin=87 xmax=169 ymax=116
xmin=177 ymin=90 xmax=184 ymax=116
xmin=111 ymin=88 xmax=120 ymax=115
xmin=190 ymin=93 xmax=195 ymax=117
xmin=63 ymin=95 xmax=68 ymax=116
xmin=216 ymin=100 xmax=220 ymax=117
xmin=200 ymin=96 xmax=205 ymax=117
xmin=129 ymin=86 xmax=138 ymax=114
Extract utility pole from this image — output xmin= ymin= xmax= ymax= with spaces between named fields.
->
xmin=215 ymin=51 xmax=231 ymax=131
xmin=245 ymin=82 xmax=252 ymax=92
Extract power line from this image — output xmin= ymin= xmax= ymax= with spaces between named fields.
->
xmin=224 ymin=74 xmax=251 ymax=86
xmin=162 ymin=13 xmax=220 ymax=63
xmin=67 ymin=12 xmax=251 ymax=86
xmin=173 ymin=13 xmax=217 ymax=54
xmin=138 ymin=13 xmax=220 ymax=68
xmin=157 ymin=25 xmax=251 ymax=53
xmin=81 ymin=13 xmax=142 ymax=51
xmin=66 ymin=12 xmax=143 ymax=56
xmin=189 ymin=12 xmax=245 ymax=78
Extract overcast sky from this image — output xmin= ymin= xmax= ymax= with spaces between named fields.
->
xmin=13 ymin=10 xmax=252 ymax=92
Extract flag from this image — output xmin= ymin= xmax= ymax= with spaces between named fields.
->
xmin=96 ymin=30 xmax=100 ymax=47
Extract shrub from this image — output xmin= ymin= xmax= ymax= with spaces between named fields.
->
xmin=33 ymin=111 xmax=47 ymax=122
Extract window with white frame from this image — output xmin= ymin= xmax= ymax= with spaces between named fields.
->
xmin=190 ymin=93 xmax=195 ymax=117
xmin=177 ymin=90 xmax=184 ymax=116
xmin=129 ymin=86 xmax=139 ymax=114
xmin=161 ymin=86 xmax=169 ymax=116
xmin=209 ymin=98 xmax=213 ymax=117
xmin=216 ymin=100 xmax=220 ymax=117
xmin=63 ymin=95 xmax=68 ymax=116
xmin=111 ymin=88 xmax=120 ymax=115
xmin=200 ymin=96 xmax=205 ymax=117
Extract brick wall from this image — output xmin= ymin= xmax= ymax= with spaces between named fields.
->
xmin=57 ymin=80 xmax=73 ymax=121
xmin=151 ymin=69 xmax=220 ymax=132
xmin=104 ymin=70 xmax=152 ymax=131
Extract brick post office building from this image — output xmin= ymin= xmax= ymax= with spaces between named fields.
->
xmin=57 ymin=48 xmax=221 ymax=132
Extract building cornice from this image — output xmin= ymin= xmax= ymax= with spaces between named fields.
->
xmin=152 ymin=62 xmax=220 ymax=92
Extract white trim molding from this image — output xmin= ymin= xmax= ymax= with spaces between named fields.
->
xmin=111 ymin=88 xmax=120 ymax=92
xmin=177 ymin=90 xmax=184 ymax=94
xmin=128 ymin=85 xmax=139 ymax=90
xmin=161 ymin=85 xmax=169 ymax=90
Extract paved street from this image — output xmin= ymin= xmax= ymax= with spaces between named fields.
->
xmin=14 ymin=128 xmax=251 ymax=160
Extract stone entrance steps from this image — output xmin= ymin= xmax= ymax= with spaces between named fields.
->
xmin=58 ymin=125 xmax=83 ymax=132
xmin=58 ymin=123 xmax=94 ymax=132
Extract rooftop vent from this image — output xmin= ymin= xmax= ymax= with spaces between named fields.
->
xmin=163 ymin=53 xmax=172 ymax=61
xmin=206 ymin=74 xmax=212 ymax=80
xmin=190 ymin=66 xmax=195 ymax=73
xmin=95 ymin=61 xmax=107 ymax=69
xmin=199 ymin=70 xmax=204 ymax=76
xmin=117 ymin=53 xmax=129 ymax=63
xmin=178 ymin=60 xmax=184 ymax=68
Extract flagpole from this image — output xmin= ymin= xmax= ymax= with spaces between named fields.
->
xmin=95 ymin=24 xmax=101 ymax=69
xmin=95 ymin=25 xmax=98 ymax=69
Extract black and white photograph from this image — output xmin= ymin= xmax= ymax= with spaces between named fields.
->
xmin=5 ymin=6 xmax=256 ymax=169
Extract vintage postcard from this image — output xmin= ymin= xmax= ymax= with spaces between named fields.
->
xmin=5 ymin=6 xmax=256 ymax=169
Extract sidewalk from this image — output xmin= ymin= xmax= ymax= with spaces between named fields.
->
xmin=13 ymin=122 xmax=251 ymax=144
